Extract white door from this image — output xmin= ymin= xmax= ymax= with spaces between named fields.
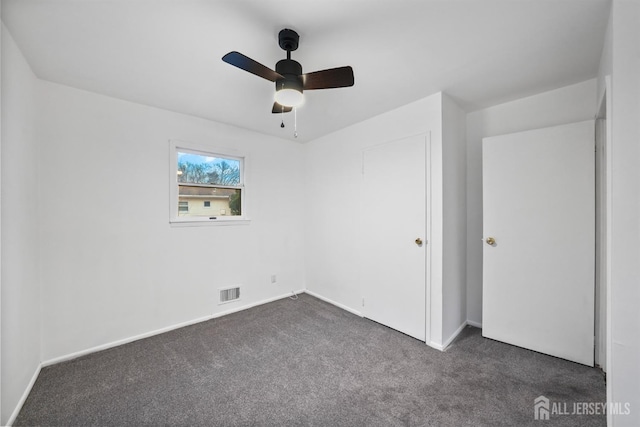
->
xmin=361 ymin=134 xmax=427 ymax=341
xmin=482 ymin=121 xmax=595 ymax=366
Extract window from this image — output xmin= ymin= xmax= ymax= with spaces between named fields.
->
xmin=170 ymin=140 xmax=247 ymax=224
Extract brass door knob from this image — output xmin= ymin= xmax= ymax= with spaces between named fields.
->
xmin=485 ymin=237 xmax=496 ymax=245
xmin=415 ymin=238 xmax=423 ymax=246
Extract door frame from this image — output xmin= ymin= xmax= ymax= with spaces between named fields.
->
xmin=595 ymin=111 xmax=607 ymax=371
xmin=425 ymin=132 xmax=432 ymax=346
xmin=595 ymin=76 xmax=613 ymax=380
xmin=359 ymin=132 xmax=432 ymax=345
xmin=593 ymin=75 xmax=613 ymax=427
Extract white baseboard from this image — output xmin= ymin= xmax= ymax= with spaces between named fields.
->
xmin=442 ymin=321 xmax=468 ymax=350
xmin=428 ymin=321 xmax=471 ymax=351
xmin=427 ymin=341 xmax=445 ymax=351
xmin=6 ymin=363 xmax=42 ymax=426
xmin=42 ymin=315 xmax=214 ymax=368
xmin=303 ymin=290 xmax=363 ymax=317
xmin=466 ymin=319 xmax=482 ymax=328
xmin=42 ymin=289 xmax=305 ymax=367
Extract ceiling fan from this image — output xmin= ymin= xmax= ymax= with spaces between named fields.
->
xmin=222 ymin=29 xmax=354 ymax=114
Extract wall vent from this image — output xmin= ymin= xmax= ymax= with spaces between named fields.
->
xmin=219 ymin=286 xmax=241 ymax=304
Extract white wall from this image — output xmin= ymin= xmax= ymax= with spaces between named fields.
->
xmin=465 ymin=79 xmax=597 ymax=325
xmin=602 ymin=1 xmax=640 ymax=425
xmin=597 ymin=4 xmax=613 ymax=104
xmin=36 ymin=81 xmax=306 ymax=361
xmin=0 ymin=25 xmax=42 ymax=425
xmin=441 ymin=94 xmax=467 ymax=340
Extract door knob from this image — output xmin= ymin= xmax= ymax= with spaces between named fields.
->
xmin=485 ymin=237 xmax=496 ymax=245
xmin=415 ymin=238 xmax=423 ymax=246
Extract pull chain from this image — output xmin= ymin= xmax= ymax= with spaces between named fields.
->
xmin=276 ymin=105 xmax=298 ymax=138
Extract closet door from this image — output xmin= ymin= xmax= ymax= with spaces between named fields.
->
xmin=361 ymin=134 xmax=427 ymax=341
xmin=482 ymin=121 xmax=595 ymax=365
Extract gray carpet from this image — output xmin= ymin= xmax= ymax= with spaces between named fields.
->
xmin=16 ymin=293 xmax=605 ymax=426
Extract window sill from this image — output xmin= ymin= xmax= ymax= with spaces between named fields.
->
xmin=170 ymin=218 xmax=251 ymax=227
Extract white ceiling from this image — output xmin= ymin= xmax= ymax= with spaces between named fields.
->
xmin=2 ymin=0 xmax=610 ymax=142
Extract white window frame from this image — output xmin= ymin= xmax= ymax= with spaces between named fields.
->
xmin=169 ymin=140 xmax=249 ymax=226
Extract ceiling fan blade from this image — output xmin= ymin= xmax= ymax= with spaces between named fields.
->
xmin=272 ymin=102 xmax=293 ymax=114
xmin=222 ymin=51 xmax=283 ymax=82
xmin=302 ymin=66 xmax=354 ymax=90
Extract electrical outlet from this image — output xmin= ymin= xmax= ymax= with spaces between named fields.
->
xmin=270 ymin=274 xmax=277 ymax=284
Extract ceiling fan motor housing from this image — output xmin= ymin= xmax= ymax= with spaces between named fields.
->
xmin=275 ymin=59 xmax=303 ymax=93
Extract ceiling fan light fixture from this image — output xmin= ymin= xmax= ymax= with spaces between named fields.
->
xmin=275 ymin=78 xmax=304 ymax=107
xmin=275 ymin=88 xmax=303 ymax=107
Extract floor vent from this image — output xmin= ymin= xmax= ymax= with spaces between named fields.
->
xmin=219 ymin=286 xmax=241 ymax=304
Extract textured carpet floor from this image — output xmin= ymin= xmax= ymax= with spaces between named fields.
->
xmin=16 ymin=294 xmax=605 ymax=426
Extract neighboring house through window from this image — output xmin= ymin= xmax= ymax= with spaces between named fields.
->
xmin=169 ymin=140 xmax=246 ymax=224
